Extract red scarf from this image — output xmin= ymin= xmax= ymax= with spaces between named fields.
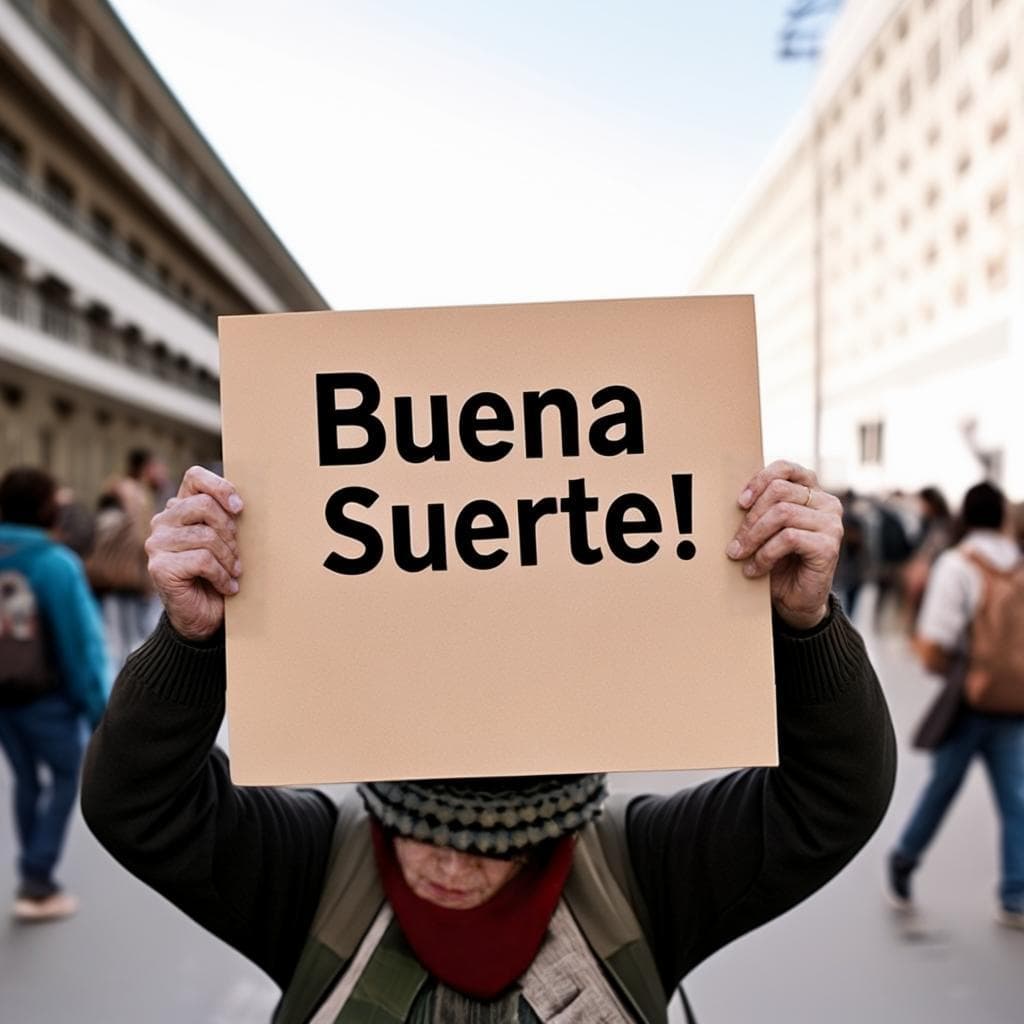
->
xmin=370 ymin=822 xmax=575 ymax=999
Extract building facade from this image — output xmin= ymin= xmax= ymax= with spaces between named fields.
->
xmin=694 ymin=0 xmax=1024 ymax=501
xmin=0 ymin=0 xmax=326 ymax=503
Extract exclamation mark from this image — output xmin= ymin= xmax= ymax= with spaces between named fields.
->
xmin=672 ymin=474 xmax=696 ymax=560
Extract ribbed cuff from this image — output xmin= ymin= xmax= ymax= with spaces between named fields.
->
xmin=773 ymin=594 xmax=869 ymax=706
xmin=121 ymin=614 xmax=226 ymax=708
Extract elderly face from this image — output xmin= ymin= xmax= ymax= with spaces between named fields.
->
xmin=393 ymin=837 xmax=525 ymax=909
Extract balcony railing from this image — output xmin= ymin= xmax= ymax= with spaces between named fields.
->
xmin=0 ymin=275 xmax=221 ymax=402
xmin=10 ymin=0 xmax=294 ymax=306
xmin=0 ymin=151 xmax=217 ymax=330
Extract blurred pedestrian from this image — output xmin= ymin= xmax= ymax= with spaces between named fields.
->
xmin=0 ymin=467 xmax=109 ymax=921
xmin=86 ymin=448 xmax=160 ymax=670
xmin=871 ymin=492 xmax=917 ymax=632
xmin=51 ymin=485 xmax=96 ymax=559
xmin=835 ymin=489 xmax=869 ymax=620
xmin=902 ymin=486 xmax=953 ymax=625
xmin=887 ymin=482 xmax=1024 ymax=929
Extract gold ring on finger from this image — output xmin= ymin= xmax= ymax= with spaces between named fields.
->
xmin=802 ymin=485 xmax=813 ymax=507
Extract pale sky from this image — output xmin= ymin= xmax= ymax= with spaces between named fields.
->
xmin=109 ymin=1 xmax=821 ymax=310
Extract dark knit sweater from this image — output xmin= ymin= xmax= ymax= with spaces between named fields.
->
xmin=81 ymin=602 xmax=895 ymax=1004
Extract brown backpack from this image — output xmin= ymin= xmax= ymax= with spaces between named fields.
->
xmin=963 ymin=550 xmax=1024 ymax=714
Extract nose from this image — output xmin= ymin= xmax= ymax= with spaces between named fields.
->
xmin=434 ymin=848 xmax=463 ymax=880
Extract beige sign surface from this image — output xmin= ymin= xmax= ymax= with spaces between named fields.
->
xmin=219 ymin=296 xmax=776 ymax=785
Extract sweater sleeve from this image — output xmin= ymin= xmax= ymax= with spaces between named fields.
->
xmin=81 ymin=617 xmax=337 ymax=989
xmin=624 ymin=599 xmax=896 ymax=993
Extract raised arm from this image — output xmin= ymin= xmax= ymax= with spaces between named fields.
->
xmin=81 ymin=467 xmax=337 ymax=987
xmin=627 ymin=463 xmax=897 ymax=990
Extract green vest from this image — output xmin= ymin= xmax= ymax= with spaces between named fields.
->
xmin=273 ymin=795 xmax=668 ymax=1024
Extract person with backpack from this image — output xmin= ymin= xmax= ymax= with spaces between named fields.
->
xmin=82 ymin=461 xmax=895 ymax=1021
xmin=0 ymin=467 xmax=110 ymax=921
xmin=887 ymin=481 xmax=1024 ymax=929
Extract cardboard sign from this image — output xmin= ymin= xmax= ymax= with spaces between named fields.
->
xmin=218 ymin=296 xmax=776 ymax=785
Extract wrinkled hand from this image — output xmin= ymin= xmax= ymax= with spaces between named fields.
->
xmin=145 ymin=466 xmax=244 ymax=641
xmin=725 ymin=460 xmax=843 ymax=630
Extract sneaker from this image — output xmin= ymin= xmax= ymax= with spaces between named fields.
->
xmin=886 ymin=851 xmax=916 ymax=912
xmin=995 ymin=906 xmax=1024 ymax=931
xmin=13 ymin=888 xmax=79 ymax=922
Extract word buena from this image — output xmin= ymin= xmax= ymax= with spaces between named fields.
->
xmin=315 ymin=372 xmax=645 ymax=464
xmin=314 ymin=373 xmax=695 ymax=574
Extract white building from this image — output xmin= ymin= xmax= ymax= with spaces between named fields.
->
xmin=693 ymin=0 xmax=1024 ymax=501
xmin=0 ymin=0 xmax=326 ymax=502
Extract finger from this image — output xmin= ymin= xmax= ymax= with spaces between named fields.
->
xmin=156 ymin=493 xmax=238 ymax=538
xmin=146 ymin=524 xmax=240 ymax=578
xmin=738 ymin=460 xmax=817 ymax=510
xmin=742 ymin=526 xmax=839 ymax=579
xmin=149 ymin=549 xmax=239 ymax=596
xmin=176 ymin=465 xmax=244 ymax=515
xmin=727 ymin=503 xmax=839 ymax=561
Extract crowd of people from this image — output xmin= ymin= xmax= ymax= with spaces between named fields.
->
xmin=0 ymin=457 xmax=1020 ymax=1020
xmin=0 ymin=449 xmax=171 ymax=920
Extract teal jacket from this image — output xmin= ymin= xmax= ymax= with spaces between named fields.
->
xmin=0 ymin=524 xmax=110 ymax=724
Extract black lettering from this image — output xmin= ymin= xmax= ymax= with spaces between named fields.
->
xmin=458 ymin=392 xmax=514 ymax=462
xmin=392 ymin=503 xmax=448 ymax=571
xmin=516 ymin=497 xmax=559 ymax=566
xmin=324 ymin=486 xmax=383 ymax=575
xmin=559 ymin=478 xmax=602 ymax=565
xmin=523 ymin=389 xmax=580 ymax=459
xmin=316 ymin=372 xmax=386 ymax=466
xmin=606 ymin=493 xmax=662 ymax=563
xmin=394 ymin=396 xmax=451 ymax=463
xmin=454 ymin=500 xmax=509 ymax=570
xmin=589 ymin=385 xmax=644 ymax=457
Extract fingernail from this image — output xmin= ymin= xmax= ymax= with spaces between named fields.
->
xmin=228 ymin=495 xmax=243 ymax=514
xmin=738 ymin=488 xmax=753 ymax=508
xmin=743 ymin=561 xmax=757 ymax=577
xmin=233 ymin=560 xmax=242 ymax=576
xmin=228 ymin=579 xmax=240 ymax=594
xmin=726 ymin=539 xmax=742 ymax=559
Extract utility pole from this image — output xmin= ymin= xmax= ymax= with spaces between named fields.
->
xmin=777 ymin=1 xmax=842 ymax=475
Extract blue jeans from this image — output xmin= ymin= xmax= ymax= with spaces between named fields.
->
xmin=895 ymin=710 xmax=1024 ymax=912
xmin=0 ymin=693 xmax=83 ymax=887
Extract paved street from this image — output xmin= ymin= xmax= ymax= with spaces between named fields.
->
xmin=1 ymin=598 xmax=1021 ymax=1022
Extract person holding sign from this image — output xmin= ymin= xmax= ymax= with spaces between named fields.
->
xmin=82 ymin=460 xmax=895 ymax=1022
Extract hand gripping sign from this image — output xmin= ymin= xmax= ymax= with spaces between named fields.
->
xmin=219 ymin=296 xmax=776 ymax=785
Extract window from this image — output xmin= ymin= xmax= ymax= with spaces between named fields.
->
xmin=874 ymin=107 xmax=886 ymax=140
xmin=926 ymin=41 xmax=941 ymax=83
xmin=953 ymin=216 xmax=969 ymax=243
xmin=43 ymin=168 xmax=75 ymax=224
xmin=926 ymin=122 xmax=941 ymax=146
xmin=859 ymin=422 xmax=885 ymax=465
xmin=956 ymin=86 xmax=973 ymax=114
xmin=91 ymin=38 xmax=121 ymax=107
xmin=0 ymin=122 xmax=26 ymax=183
xmin=924 ymin=182 xmax=940 ymax=207
xmin=986 ymin=254 xmax=1007 ymax=290
xmin=898 ymin=76 xmax=913 ymax=113
xmin=897 ymin=14 xmax=910 ymax=40
xmin=988 ymin=185 xmax=1008 ymax=216
xmin=958 ymin=1 xmax=974 ymax=48
xmin=127 ymin=240 xmax=147 ymax=271
xmin=898 ymin=152 xmax=912 ymax=174
xmin=955 ymin=151 xmax=972 ymax=176
xmin=990 ymin=46 xmax=1010 ymax=73
xmin=48 ymin=0 xmax=78 ymax=52
xmin=989 ymin=117 xmax=1008 ymax=144
xmin=90 ymin=208 xmax=114 ymax=250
